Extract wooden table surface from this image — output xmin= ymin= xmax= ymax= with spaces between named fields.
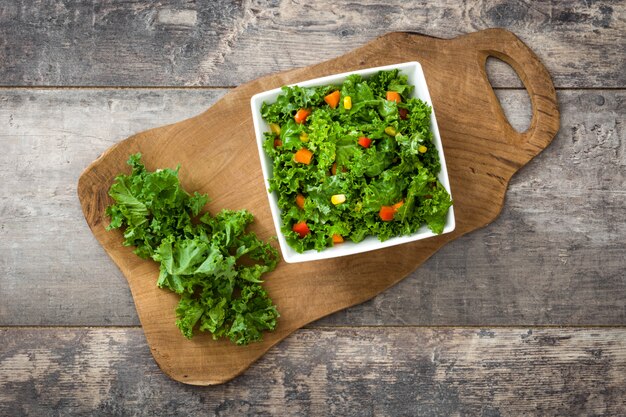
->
xmin=1 ymin=1 xmax=624 ymax=415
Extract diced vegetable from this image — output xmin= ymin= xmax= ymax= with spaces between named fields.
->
xmin=392 ymin=200 xmax=404 ymax=210
xmin=379 ymin=206 xmax=396 ymax=221
xmin=269 ymin=123 xmax=281 ymax=135
xmin=294 ymin=108 xmax=311 ymax=124
xmin=380 ymin=200 xmax=403 ymax=221
xmin=332 ymin=234 xmax=344 ymax=244
xmin=300 ymin=132 xmax=309 ymax=142
xmin=343 ymin=96 xmax=352 ymax=110
xmin=324 ymin=90 xmax=341 ymax=109
xmin=398 ymin=108 xmax=409 ymax=120
xmin=386 ymin=91 xmax=401 ymax=103
xmin=294 ymin=148 xmax=313 ymax=164
xmin=384 ymin=126 xmax=396 ymax=136
xmin=292 ymin=221 xmax=310 ymax=238
xmin=418 ymin=145 xmax=428 ymax=154
xmin=295 ymin=194 xmax=305 ymax=209
xmin=358 ymin=136 xmax=372 ymax=148
xmin=274 ymin=139 xmax=282 ymax=147
xmin=331 ymin=194 xmax=346 ymax=205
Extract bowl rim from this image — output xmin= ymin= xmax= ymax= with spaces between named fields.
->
xmin=250 ymin=61 xmax=455 ymax=263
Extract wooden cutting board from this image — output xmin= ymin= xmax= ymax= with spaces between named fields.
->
xmin=78 ymin=28 xmax=559 ymax=385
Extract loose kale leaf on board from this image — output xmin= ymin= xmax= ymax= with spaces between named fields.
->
xmin=106 ymin=154 xmax=279 ymax=345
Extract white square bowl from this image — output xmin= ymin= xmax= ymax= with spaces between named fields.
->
xmin=250 ymin=61 xmax=455 ymax=263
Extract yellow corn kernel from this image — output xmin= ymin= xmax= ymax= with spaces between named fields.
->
xmin=384 ymin=126 xmax=396 ymax=136
xmin=300 ymin=132 xmax=309 ymax=142
xmin=331 ymin=194 xmax=346 ymax=205
xmin=418 ymin=145 xmax=428 ymax=154
xmin=343 ymin=96 xmax=352 ymax=110
xmin=269 ymin=123 xmax=281 ymax=135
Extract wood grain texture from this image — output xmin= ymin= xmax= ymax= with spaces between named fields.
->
xmin=1 ymin=89 xmax=622 ymax=327
xmin=76 ymin=29 xmax=559 ymax=384
xmin=0 ymin=0 xmax=623 ymax=409
xmin=1 ymin=327 xmax=625 ymax=416
xmin=0 ymin=0 xmax=624 ymax=88
xmin=0 ymin=89 xmax=225 ymax=326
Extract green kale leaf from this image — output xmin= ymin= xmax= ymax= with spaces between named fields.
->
xmin=106 ymin=154 xmax=280 ymax=345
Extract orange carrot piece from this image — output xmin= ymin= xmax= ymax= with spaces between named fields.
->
xmin=295 ymin=194 xmax=306 ymax=209
xmin=386 ymin=91 xmax=401 ymax=103
xmin=324 ymin=90 xmax=341 ymax=109
xmin=332 ymin=234 xmax=344 ymax=244
xmin=294 ymin=108 xmax=311 ymax=124
xmin=294 ymin=148 xmax=313 ymax=164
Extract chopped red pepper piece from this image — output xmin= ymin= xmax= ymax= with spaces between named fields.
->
xmin=358 ymin=136 xmax=372 ymax=148
xmin=379 ymin=206 xmax=396 ymax=221
xmin=292 ymin=221 xmax=310 ymax=238
xmin=380 ymin=200 xmax=405 ymax=221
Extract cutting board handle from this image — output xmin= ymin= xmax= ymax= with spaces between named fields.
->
xmin=474 ymin=28 xmax=560 ymax=153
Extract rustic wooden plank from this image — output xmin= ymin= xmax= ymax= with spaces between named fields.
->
xmin=0 ymin=89 xmax=624 ymax=327
xmin=0 ymin=89 xmax=225 ymax=326
xmin=0 ymin=327 xmax=625 ymax=415
xmin=0 ymin=0 xmax=623 ymax=87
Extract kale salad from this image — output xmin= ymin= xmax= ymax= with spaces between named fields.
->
xmin=261 ymin=69 xmax=452 ymax=253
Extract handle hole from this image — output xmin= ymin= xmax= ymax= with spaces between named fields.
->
xmin=485 ymin=56 xmax=532 ymax=133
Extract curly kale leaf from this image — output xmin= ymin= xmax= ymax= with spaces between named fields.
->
xmin=106 ymin=154 xmax=280 ymax=345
